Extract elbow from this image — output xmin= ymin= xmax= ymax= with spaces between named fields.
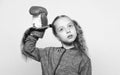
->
xmin=20 ymin=41 xmax=32 ymax=59
xmin=20 ymin=43 xmax=29 ymax=59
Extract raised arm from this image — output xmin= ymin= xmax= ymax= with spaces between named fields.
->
xmin=21 ymin=6 xmax=49 ymax=62
xmin=21 ymin=27 xmax=47 ymax=62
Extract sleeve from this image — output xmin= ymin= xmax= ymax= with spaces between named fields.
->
xmin=79 ymin=59 xmax=92 ymax=75
xmin=21 ymin=29 xmax=49 ymax=62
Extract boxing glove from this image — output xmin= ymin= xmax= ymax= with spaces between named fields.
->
xmin=29 ymin=6 xmax=48 ymax=30
xmin=29 ymin=6 xmax=48 ymax=16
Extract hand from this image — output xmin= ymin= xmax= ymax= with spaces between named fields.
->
xmin=29 ymin=6 xmax=48 ymax=16
xmin=29 ymin=6 xmax=48 ymax=29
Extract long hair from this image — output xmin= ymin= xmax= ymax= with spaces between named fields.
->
xmin=51 ymin=15 xmax=88 ymax=55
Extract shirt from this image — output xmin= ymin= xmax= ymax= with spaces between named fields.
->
xmin=22 ymin=30 xmax=92 ymax=75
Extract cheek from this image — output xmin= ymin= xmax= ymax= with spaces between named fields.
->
xmin=74 ymin=30 xmax=77 ymax=36
xmin=58 ymin=33 xmax=65 ymax=38
xmin=72 ymin=27 xmax=77 ymax=35
xmin=72 ymin=28 xmax=77 ymax=39
xmin=57 ymin=32 xmax=66 ymax=40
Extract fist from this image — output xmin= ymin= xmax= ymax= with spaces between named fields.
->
xmin=29 ymin=6 xmax=48 ymax=29
xmin=29 ymin=6 xmax=48 ymax=16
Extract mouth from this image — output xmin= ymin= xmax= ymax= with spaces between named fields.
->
xmin=67 ymin=34 xmax=73 ymax=39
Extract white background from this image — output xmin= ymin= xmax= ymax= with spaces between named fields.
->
xmin=0 ymin=0 xmax=120 ymax=75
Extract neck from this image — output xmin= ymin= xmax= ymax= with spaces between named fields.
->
xmin=62 ymin=43 xmax=74 ymax=49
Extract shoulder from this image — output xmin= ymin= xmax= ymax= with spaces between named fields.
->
xmin=43 ymin=46 xmax=62 ymax=54
xmin=44 ymin=46 xmax=61 ymax=51
xmin=39 ymin=47 xmax=61 ymax=58
xmin=81 ymin=52 xmax=91 ymax=65
xmin=41 ymin=46 xmax=59 ymax=51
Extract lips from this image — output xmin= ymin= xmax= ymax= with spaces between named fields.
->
xmin=67 ymin=34 xmax=73 ymax=39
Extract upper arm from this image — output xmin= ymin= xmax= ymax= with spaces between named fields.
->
xmin=21 ymin=27 xmax=49 ymax=62
xmin=22 ymin=35 xmax=50 ymax=62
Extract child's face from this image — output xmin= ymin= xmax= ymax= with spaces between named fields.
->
xmin=54 ymin=17 xmax=77 ymax=44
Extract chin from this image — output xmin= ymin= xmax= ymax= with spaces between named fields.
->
xmin=64 ymin=39 xmax=75 ymax=44
xmin=68 ymin=40 xmax=74 ymax=44
xmin=68 ymin=37 xmax=76 ymax=42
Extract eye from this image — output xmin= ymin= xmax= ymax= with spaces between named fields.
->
xmin=68 ymin=24 xmax=73 ymax=28
xmin=58 ymin=28 xmax=64 ymax=32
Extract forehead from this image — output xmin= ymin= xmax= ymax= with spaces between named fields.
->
xmin=54 ymin=17 xmax=73 ymax=27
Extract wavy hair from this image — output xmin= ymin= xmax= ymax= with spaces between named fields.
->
xmin=51 ymin=15 xmax=88 ymax=55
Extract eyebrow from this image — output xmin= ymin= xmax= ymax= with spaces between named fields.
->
xmin=56 ymin=21 xmax=73 ymax=29
xmin=57 ymin=26 xmax=64 ymax=30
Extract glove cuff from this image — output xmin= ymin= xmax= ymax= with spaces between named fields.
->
xmin=30 ymin=28 xmax=46 ymax=38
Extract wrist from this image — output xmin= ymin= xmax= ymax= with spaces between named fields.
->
xmin=31 ymin=29 xmax=46 ymax=38
xmin=30 ymin=33 xmax=39 ymax=40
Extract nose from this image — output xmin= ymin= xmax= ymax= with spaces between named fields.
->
xmin=66 ymin=28 xmax=71 ymax=34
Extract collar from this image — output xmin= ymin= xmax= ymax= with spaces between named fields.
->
xmin=61 ymin=46 xmax=77 ymax=50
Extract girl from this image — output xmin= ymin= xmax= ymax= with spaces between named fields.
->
xmin=21 ymin=15 xmax=92 ymax=75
